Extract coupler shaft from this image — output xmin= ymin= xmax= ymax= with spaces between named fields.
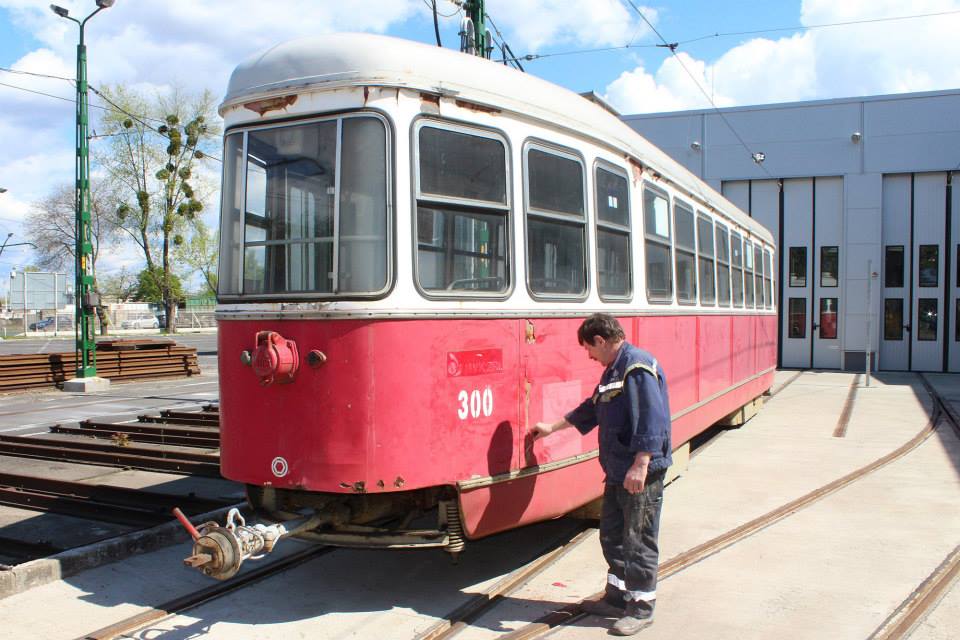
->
xmin=177 ymin=507 xmax=317 ymax=580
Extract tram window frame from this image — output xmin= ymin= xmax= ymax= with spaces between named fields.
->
xmin=523 ymin=140 xmax=588 ymax=300
xmin=594 ymin=161 xmax=632 ymax=301
xmin=673 ymin=200 xmax=697 ymax=305
xmin=918 ymin=298 xmax=938 ymax=341
xmin=697 ymin=213 xmax=716 ymax=305
xmin=743 ymin=239 xmax=755 ymax=308
xmin=754 ymin=244 xmax=765 ymax=309
xmin=885 ymin=245 xmax=904 ymax=288
xmin=918 ymin=244 xmax=939 ymax=288
xmin=219 ymin=112 xmax=394 ymax=301
xmin=730 ymin=231 xmax=744 ymax=308
xmin=763 ymin=248 xmax=774 ymax=309
xmin=715 ymin=223 xmax=731 ymax=306
xmin=643 ymin=183 xmax=674 ymax=304
xmin=413 ymin=119 xmax=513 ymax=298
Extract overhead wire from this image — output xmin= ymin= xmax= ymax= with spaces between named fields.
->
xmin=0 ymin=70 xmax=221 ymax=162
xmin=622 ymin=0 xmax=773 ymax=178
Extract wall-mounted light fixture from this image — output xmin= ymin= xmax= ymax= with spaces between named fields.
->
xmin=751 ymin=151 xmax=766 ymax=164
xmin=690 ymin=141 xmax=701 ymax=151
xmin=851 ymin=131 xmax=862 ymax=143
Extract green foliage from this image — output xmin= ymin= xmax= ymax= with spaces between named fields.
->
xmin=134 ymin=266 xmax=184 ymax=303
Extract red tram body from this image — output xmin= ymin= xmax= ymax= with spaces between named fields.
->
xmin=214 ymin=34 xmax=777 ymax=552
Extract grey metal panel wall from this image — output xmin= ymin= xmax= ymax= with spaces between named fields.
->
xmin=842 ymin=173 xmax=883 ymax=354
xmin=703 ymin=104 xmax=862 ymax=180
xmin=624 ymin=114 xmax=704 ymax=177
xmin=864 ymin=95 xmax=960 ymax=173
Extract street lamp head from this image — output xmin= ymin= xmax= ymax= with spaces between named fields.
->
xmin=50 ymin=4 xmax=69 ymax=18
xmin=0 ymin=187 xmax=7 ymax=193
xmin=95 ymin=0 xmax=115 ymax=7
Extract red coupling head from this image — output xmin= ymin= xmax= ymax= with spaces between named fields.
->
xmin=251 ymin=331 xmax=300 ymax=386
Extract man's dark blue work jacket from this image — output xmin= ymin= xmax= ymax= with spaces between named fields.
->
xmin=565 ymin=342 xmax=672 ymax=484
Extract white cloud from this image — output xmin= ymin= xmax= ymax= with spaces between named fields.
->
xmin=484 ymin=0 xmax=655 ymax=52
xmin=603 ymin=0 xmax=960 ymax=114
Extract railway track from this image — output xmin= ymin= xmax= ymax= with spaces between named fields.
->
xmin=493 ymin=373 xmax=958 ymax=640
xmin=62 ymin=373 xmax=957 ymax=640
xmin=0 ymin=406 xmax=225 ymax=565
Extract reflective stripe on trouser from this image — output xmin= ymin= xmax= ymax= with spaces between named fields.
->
xmin=599 ymin=470 xmax=665 ymax=604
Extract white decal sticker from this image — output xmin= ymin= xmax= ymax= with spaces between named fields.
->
xmin=458 ymin=387 xmax=494 ymax=420
xmin=271 ymin=456 xmax=289 ymax=478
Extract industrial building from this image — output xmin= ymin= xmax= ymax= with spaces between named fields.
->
xmin=625 ymin=88 xmax=960 ymax=372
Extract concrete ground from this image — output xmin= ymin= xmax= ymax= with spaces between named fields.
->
xmin=0 ymin=364 xmax=957 ymax=639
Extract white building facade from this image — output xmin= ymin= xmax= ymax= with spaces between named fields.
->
xmin=625 ymin=89 xmax=960 ymax=372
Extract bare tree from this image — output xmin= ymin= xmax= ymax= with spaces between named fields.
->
xmin=175 ymin=219 xmax=219 ymax=297
xmin=95 ymin=85 xmax=220 ymax=332
xmin=26 ymin=181 xmax=117 ymax=333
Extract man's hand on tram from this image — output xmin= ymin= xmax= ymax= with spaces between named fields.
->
xmin=530 ymin=419 xmax=570 ymax=440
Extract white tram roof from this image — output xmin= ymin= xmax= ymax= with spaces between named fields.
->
xmin=223 ymin=33 xmax=772 ymax=244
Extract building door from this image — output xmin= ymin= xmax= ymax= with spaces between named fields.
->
xmin=812 ymin=177 xmax=843 ymax=369
xmin=781 ymin=179 xmax=813 ymax=368
xmin=880 ymin=173 xmax=951 ymax=372
xmin=911 ymin=173 xmax=947 ymax=372
xmin=880 ymin=175 xmax=911 ymax=370
xmin=949 ymin=173 xmax=960 ymax=372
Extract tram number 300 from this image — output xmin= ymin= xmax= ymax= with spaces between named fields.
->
xmin=457 ymin=388 xmax=494 ymax=420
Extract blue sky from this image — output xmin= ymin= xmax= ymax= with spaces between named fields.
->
xmin=1 ymin=0 xmax=959 ymax=294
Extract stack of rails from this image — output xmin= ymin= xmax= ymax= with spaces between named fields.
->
xmin=0 ymin=339 xmax=201 ymax=391
xmin=0 ymin=407 xmax=222 ymax=477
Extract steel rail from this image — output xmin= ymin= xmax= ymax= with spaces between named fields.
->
xmin=496 ymin=375 xmax=947 ymax=640
xmin=138 ymin=414 xmax=219 ymax=427
xmin=833 ymin=373 xmax=862 ymax=438
xmin=83 ymin=419 xmax=219 ymax=435
xmin=415 ymin=524 xmax=595 ymax=640
xmin=52 ymin=424 xmax=220 ymax=448
xmin=0 ymin=438 xmax=221 ymax=477
xmin=76 ymin=545 xmax=335 ymax=640
xmin=158 ymin=409 xmax=221 ymax=423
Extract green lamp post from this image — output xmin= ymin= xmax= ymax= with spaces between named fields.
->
xmin=50 ymin=0 xmax=115 ymax=380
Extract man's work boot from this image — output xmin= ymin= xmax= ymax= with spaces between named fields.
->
xmin=611 ymin=599 xmax=654 ymax=636
xmin=580 ymin=584 xmax=625 ymax=617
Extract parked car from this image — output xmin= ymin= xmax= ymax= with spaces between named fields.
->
xmin=121 ymin=314 xmax=160 ymax=329
xmin=28 ymin=317 xmax=55 ymax=331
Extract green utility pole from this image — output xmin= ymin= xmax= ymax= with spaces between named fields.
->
xmin=51 ymin=1 xmax=115 ymax=379
xmin=462 ymin=0 xmax=492 ymax=59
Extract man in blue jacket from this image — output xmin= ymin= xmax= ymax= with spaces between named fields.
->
xmin=531 ymin=313 xmax=671 ymax=636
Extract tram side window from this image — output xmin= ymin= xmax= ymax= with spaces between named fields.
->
xmin=595 ymin=165 xmax=631 ymax=299
xmin=416 ymin=124 xmax=509 ymax=294
xmin=754 ymin=245 xmax=765 ymax=308
xmin=697 ymin=214 xmax=716 ymax=305
xmin=743 ymin=240 xmax=755 ymax=308
xmin=763 ymin=249 xmax=773 ymax=309
xmin=218 ymin=133 xmax=243 ymax=295
xmin=730 ymin=231 xmax=744 ymax=307
xmin=715 ymin=224 xmax=731 ymax=306
xmin=643 ymin=186 xmax=673 ymax=303
xmin=674 ymin=202 xmax=697 ymax=304
xmin=225 ymin=116 xmax=389 ymax=297
xmin=525 ymin=146 xmax=586 ymax=296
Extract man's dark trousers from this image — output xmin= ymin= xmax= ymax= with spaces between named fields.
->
xmin=599 ymin=468 xmax=665 ymax=614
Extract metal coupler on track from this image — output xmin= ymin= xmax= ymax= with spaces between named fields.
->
xmin=174 ymin=507 xmax=319 ymax=580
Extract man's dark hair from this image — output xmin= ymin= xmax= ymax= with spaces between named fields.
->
xmin=577 ymin=313 xmax=626 ymax=345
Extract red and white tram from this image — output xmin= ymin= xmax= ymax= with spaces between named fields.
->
xmin=209 ymin=33 xmax=776 ymax=564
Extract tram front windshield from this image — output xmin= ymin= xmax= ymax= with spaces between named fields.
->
xmin=218 ymin=115 xmax=388 ymax=297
